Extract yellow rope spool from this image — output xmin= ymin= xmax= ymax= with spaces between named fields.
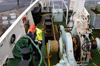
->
xmin=48 ymin=40 xmax=58 ymax=53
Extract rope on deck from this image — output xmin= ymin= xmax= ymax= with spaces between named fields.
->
xmin=43 ymin=55 xmax=52 ymax=66
xmin=13 ymin=35 xmax=43 ymax=66
xmin=42 ymin=43 xmax=52 ymax=66
xmin=51 ymin=17 xmax=56 ymax=40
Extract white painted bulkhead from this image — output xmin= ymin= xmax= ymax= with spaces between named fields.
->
xmin=0 ymin=0 xmax=41 ymax=65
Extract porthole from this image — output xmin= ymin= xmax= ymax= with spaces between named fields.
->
xmin=10 ymin=34 xmax=16 ymax=43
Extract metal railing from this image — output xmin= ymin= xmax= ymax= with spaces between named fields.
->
xmin=85 ymin=0 xmax=100 ymax=4
xmin=46 ymin=0 xmax=68 ymax=24
xmin=0 ymin=0 xmax=39 ymax=65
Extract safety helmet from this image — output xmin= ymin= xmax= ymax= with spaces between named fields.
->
xmin=29 ymin=25 xmax=35 ymax=32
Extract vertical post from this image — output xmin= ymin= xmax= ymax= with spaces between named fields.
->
xmin=49 ymin=0 xmax=50 ymax=6
xmin=63 ymin=0 xmax=68 ymax=25
xmin=62 ymin=0 xmax=63 ymax=9
xmin=27 ymin=10 xmax=35 ymax=25
xmin=52 ymin=0 xmax=54 ymax=9
xmin=17 ymin=0 xmax=19 ymax=5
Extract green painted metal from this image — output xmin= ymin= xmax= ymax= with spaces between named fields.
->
xmin=4 ymin=13 xmax=100 ymax=66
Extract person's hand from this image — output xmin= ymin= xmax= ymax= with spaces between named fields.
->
xmin=24 ymin=36 xmax=27 ymax=38
xmin=37 ymin=45 xmax=39 ymax=48
xmin=19 ymin=36 xmax=27 ymax=39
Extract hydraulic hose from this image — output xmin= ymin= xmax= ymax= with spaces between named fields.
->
xmin=21 ymin=35 xmax=42 ymax=66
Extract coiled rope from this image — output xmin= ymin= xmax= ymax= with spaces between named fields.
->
xmin=13 ymin=35 xmax=42 ymax=66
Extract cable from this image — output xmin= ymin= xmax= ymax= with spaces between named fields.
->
xmin=13 ymin=39 xmax=32 ymax=57
xmin=21 ymin=35 xmax=42 ymax=66
xmin=21 ymin=55 xmax=32 ymax=62
xmin=43 ymin=55 xmax=52 ymax=66
xmin=13 ymin=35 xmax=42 ymax=66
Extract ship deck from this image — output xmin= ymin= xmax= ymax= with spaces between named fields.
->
xmin=4 ymin=13 xmax=100 ymax=66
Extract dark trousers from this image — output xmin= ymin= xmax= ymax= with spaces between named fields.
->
xmin=34 ymin=41 xmax=42 ymax=58
xmin=28 ymin=39 xmax=42 ymax=58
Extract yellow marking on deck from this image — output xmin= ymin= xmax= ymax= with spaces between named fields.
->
xmin=42 ymin=21 xmax=45 ymax=26
xmin=98 ymin=51 xmax=100 ymax=54
xmin=98 ymin=10 xmax=100 ymax=12
xmin=91 ymin=36 xmax=94 ymax=40
xmin=42 ymin=14 xmax=48 ymax=18
xmin=92 ymin=63 xmax=98 ymax=66
xmin=55 ymin=25 xmax=58 ymax=33
xmin=46 ymin=43 xmax=50 ymax=66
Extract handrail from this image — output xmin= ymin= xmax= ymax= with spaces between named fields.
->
xmin=0 ymin=0 xmax=40 ymax=65
xmin=85 ymin=0 xmax=99 ymax=4
xmin=49 ymin=0 xmax=68 ymax=24
xmin=0 ymin=0 xmax=39 ymax=43
xmin=63 ymin=0 xmax=68 ymax=25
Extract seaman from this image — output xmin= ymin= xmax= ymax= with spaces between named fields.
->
xmin=27 ymin=25 xmax=42 ymax=61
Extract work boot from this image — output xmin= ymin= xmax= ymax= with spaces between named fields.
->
xmin=35 ymin=56 xmax=40 ymax=61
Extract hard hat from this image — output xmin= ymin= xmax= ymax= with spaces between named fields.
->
xmin=29 ymin=25 xmax=35 ymax=32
